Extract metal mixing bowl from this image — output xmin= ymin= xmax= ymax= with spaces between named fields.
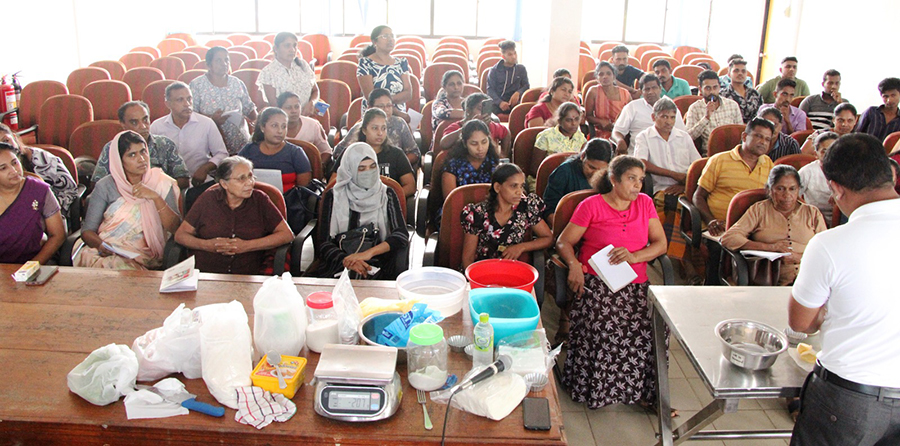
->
xmin=715 ymin=319 xmax=788 ymax=371
xmin=358 ymin=311 xmax=407 ymax=363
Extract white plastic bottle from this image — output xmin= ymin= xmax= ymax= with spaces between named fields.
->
xmin=473 ymin=313 xmax=494 ymax=368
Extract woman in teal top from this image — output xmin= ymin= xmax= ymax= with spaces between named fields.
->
xmin=542 ymin=138 xmax=613 ymax=222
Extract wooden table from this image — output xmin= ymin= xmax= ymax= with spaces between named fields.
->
xmin=0 ymin=265 xmax=566 ymax=445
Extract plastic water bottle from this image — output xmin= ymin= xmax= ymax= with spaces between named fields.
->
xmin=473 ymin=313 xmax=494 ymax=368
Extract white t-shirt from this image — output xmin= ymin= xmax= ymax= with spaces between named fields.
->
xmin=798 ymin=160 xmax=832 ymax=222
xmin=633 ymin=126 xmax=700 ymax=194
xmin=613 ymin=98 xmax=686 ymax=155
xmin=792 ymin=197 xmax=900 ymax=387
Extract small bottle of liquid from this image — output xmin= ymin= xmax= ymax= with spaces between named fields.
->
xmin=473 ymin=312 xmax=494 ymax=368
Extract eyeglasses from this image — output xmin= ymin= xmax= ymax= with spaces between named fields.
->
xmin=228 ymin=174 xmax=256 ymax=183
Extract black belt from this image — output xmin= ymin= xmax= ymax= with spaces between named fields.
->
xmin=813 ymin=363 xmax=900 ymax=401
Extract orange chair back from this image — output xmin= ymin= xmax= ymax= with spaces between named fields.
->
xmin=634 ymin=44 xmax=663 ymax=61
xmin=673 ymin=46 xmax=704 ymax=63
xmin=183 ymin=46 xmax=210 ymax=60
xmin=577 ymin=54 xmax=596 ymax=91
xmin=338 ymin=53 xmax=360 ymax=63
xmin=380 ymin=176 xmax=407 ymax=220
xmin=479 ymin=69 xmax=491 ymax=95
xmin=432 ymin=119 xmax=454 ymax=154
xmin=205 ymin=39 xmax=232 ymax=49
xmin=884 ymin=131 xmax=900 ymax=155
xmin=648 ymin=56 xmax=679 ymax=72
xmin=423 ymin=63 xmax=461 ymax=102
xmin=628 ymin=56 xmax=641 ymax=69
xmin=462 ymin=83 xmax=482 ymax=96
xmin=725 ymin=189 xmax=767 ymax=229
xmin=583 ymin=81 xmax=599 ymax=99
xmin=33 ymin=144 xmax=78 ymax=184
xmin=251 ymin=181 xmax=287 ymax=217
xmin=512 ymin=127 xmax=546 ymax=178
xmin=406 ymin=76 xmax=422 ymax=113
xmin=682 ymin=52 xmax=711 ymax=65
xmin=229 ymin=45 xmax=258 ymax=61
xmin=89 ymin=60 xmax=127 ymax=80
xmin=481 ymin=37 xmax=505 ymax=50
xmin=673 ymin=95 xmax=701 ymax=117
xmin=596 ymin=42 xmax=624 ymax=55
xmin=244 ymin=41 xmax=273 ymax=59
xmin=684 ymin=157 xmax=709 ymax=206
xmin=707 ymin=124 xmax=745 ymax=156
xmin=297 ymin=40 xmax=315 ymax=63
xmin=598 ymin=50 xmax=613 ymax=63
xmin=193 ymin=61 xmax=208 ymax=70
xmin=673 ymin=65 xmax=704 ymax=87
xmin=66 ymin=120 xmax=123 ymax=159
xmin=19 ymin=81 xmax=68 ymax=132
xmin=775 ymin=153 xmax=816 ymax=170
xmin=83 ymin=80 xmax=131 ymax=121
xmin=521 ymin=87 xmax=543 ymax=103
xmin=552 ymin=189 xmax=593 ymax=239
xmin=433 ymin=48 xmax=467 ymax=62
xmin=169 ymin=52 xmax=202 ymax=71
xmin=226 ymin=33 xmax=253 ymax=46
xmin=232 ymin=69 xmax=266 ymax=110
xmin=477 ymin=57 xmax=502 ymax=83
xmin=131 ymin=46 xmax=161 ymax=59
xmin=394 ymin=42 xmax=426 ymax=65
xmin=639 ymin=50 xmax=669 ymax=70
xmin=790 ymin=96 xmax=805 ymax=108
xmin=508 ymin=101 xmax=537 ymax=143
xmin=393 ymin=52 xmax=421 ymax=79
xmin=122 ymin=67 xmax=165 ymax=101
xmin=262 ymin=33 xmax=277 ymax=45
xmin=349 ymin=35 xmax=370 ymax=48
xmin=178 ymin=69 xmax=206 ymax=84
xmin=227 ymin=52 xmax=249 ymax=72
xmin=166 ymin=33 xmax=196 ymax=46
xmin=285 ymin=138 xmax=325 ymax=181
xmin=424 ymin=150 xmax=450 ymax=230
xmin=432 ymin=55 xmax=468 ymax=81
xmin=302 ymin=34 xmax=331 ymax=66
xmin=38 ymin=95 xmax=92 ymax=147
xmin=150 ymin=57 xmax=186 ymax=80
xmin=346 ymin=97 xmax=364 ymax=130
xmin=535 ymin=152 xmax=571 ymax=198
xmin=240 ymin=59 xmax=269 ymax=70
xmin=142 ymin=80 xmax=175 ymax=121
xmin=157 ymin=38 xmax=188 ymax=57
xmin=438 ymin=37 xmax=469 ymax=54
xmin=321 ymin=61 xmax=362 ymax=100
xmin=120 ymin=52 xmax=155 ymax=70
xmin=317 ymin=79 xmax=352 ymax=131
xmin=436 ymin=183 xmax=491 ymax=269
xmin=418 ymin=99 xmax=435 ymax=147
xmin=476 ymin=51 xmax=501 ymax=70
xmin=67 ymin=67 xmax=110 ymax=95
xmin=790 ymin=130 xmax=814 ymax=146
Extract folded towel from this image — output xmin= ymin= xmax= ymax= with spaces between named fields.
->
xmin=234 ymin=386 xmax=296 ymax=429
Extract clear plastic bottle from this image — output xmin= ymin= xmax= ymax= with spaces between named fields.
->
xmin=407 ymin=323 xmax=448 ymax=391
xmin=473 ymin=313 xmax=494 ymax=368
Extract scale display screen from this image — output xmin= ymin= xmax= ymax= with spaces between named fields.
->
xmin=321 ymin=386 xmax=385 ymax=416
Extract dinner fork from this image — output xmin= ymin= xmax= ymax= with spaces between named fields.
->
xmin=417 ymin=389 xmax=433 ymax=430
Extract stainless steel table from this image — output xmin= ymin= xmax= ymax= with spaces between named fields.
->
xmin=649 ymin=286 xmax=820 ymax=445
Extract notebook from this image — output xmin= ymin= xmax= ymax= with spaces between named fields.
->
xmin=160 ymin=256 xmax=199 ymax=293
xmin=740 ymin=250 xmax=790 ymax=261
xmin=587 ymin=244 xmax=638 ymax=293
xmin=254 ymin=168 xmax=284 ymax=192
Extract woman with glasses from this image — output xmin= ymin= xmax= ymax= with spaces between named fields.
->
xmin=174 ymin=156 xmax=293 ymax=275
xmin=357 ymin=25 xmax=413 ymax=121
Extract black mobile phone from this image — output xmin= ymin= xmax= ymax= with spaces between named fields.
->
xmin=523 ymin=397 xmax=551 ymax=431
xmin=481 ymin=98 xmax=493 ymax=113
xmin=26 ymin=266 xmax=58 ymax=286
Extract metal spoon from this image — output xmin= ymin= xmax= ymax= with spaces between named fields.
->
xmin=267 ymin=352 xmax=287 ymax=389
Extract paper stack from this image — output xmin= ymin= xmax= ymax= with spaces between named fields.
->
xmin=587 ymin=245 xmax=637 ymax=293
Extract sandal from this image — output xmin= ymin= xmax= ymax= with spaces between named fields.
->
xmin=787 ymin=397 xmax=800 ymax=422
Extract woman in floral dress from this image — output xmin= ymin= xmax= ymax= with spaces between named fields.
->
xmin=190 ymin=46 xmax=258 ymax=154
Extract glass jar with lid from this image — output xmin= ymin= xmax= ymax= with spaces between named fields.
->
xmin=306 ymin=292 xmax=340 ymax=353
xmin=406 ymin=323 xmax=448 ymax=391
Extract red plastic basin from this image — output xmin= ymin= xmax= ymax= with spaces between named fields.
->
xmin=465 ymin=259 xmax=538 ymax=293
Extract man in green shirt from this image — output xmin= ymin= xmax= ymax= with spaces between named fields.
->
xmin=758 ymin=56 xmax=810 ymax=103
xmin=653 ymin=59 xmax=691 ymax=99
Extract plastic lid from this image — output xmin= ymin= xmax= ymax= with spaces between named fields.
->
xmin=409 ymin=323 xmax=444 ymax=346
xmin=479 ymin=313 xmax=489 ymax=323
xmin=306 ymin=291 xmax=334 ymax=309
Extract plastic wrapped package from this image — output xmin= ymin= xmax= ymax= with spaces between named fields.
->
xmin=331 ymin=269 xmax=362 ymax=345
xmin=429 ymin=369 xmax=527 ymax=421
xmin=253 ymin=273 xmax=309 ymax=358
xmin=132 ymin=303 xmax=202 ymax=381
xmin=67 ymin=343 xmax=139 ymax=406
xmin=376 ymin=303 xmax=444 ymax=348
xmin=497 ymin=329 xmax=562 ymax=378
xmin=198 ymin=301 xmax=253 ymax=409
xmin=358 ymin=296 xmax=421 ymax=318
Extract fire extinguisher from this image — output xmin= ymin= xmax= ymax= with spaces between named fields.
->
xmin=11 ymin=72 xmax=22 ymax=105
xmin=0 ymin=76 xmax=18 ymax=131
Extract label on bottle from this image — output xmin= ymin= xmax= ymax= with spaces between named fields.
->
xmin=474 ymin=333 xmax=493 ymax=352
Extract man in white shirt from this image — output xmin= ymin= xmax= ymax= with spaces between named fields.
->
xmin=789 ymin=133 xmax=900 ymax=445
xmin=611 ymin=73 xmax=686 ymax=156
xmin=149 ymin=82 xmax=228 ymax=186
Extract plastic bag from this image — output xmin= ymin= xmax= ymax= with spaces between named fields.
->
xmin=376 ymin=303 xmax=444 ymax=347
xmin=429 ymin=369 xmax=527 ymax=421
xmin=253 ymin=272 xmax=309 ymax=358
xmin=198 ymin=301 xmax=253 ymax=409
xmin=497 ymin=329 xmax=562 ymax=378
xmin=359 ymin=296 xmax=421 ymax=318
xmin=132 ymin=303 xmax=202 ymax=381
xmin=67 ymin=343 xmax=139 ymax=406
xmin=331 ymin=269 xmax=362 ymax=345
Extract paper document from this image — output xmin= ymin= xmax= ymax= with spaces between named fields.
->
xmin=701 ymin=231 xmax=722 ymax=243
xmin=102 ymin=242 xmax=141 ymax=259
xmin=254 ymin=168 xmax=284 ymax=192
xmin=407 ymin=109 xmax=424 ymax=131
xmin=740 ymin=250 xmax=790 ymax=261
xmin=222 ymin=109 xmax=243 ymax=127
xmin=160 ymin=256 xmax=199 ymax=293
xmin=587 ymin=245 xmax=638 ymax=293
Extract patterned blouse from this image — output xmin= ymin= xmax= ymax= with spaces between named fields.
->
xmin=431 ymin=91 xmax=460 ymax=132
xmin=442 ymin=154 xmax=500 ymax=188
xmin=461 ymin=194 xmax=546 ymax=261
xmin=257 ymin=59 xmax=316 ymax=105
xmin=28 ymin=147 xmax=77 ymax=214
xmin=534 ymin=126 xmax=587 ymax=154
xmin=357 ymin=56 xmax=410 ymax=112
xmin=721 ymin=85 xmax=763 ymax=124
xmin=190 ymin=74 xmax=257 ymax=155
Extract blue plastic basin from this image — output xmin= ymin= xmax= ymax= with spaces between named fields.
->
xmin=468 ymin=288 xmax=540 ymax=342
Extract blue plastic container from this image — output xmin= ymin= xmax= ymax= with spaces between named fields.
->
xmin=468 ymin=288 xmax=540 ymax=342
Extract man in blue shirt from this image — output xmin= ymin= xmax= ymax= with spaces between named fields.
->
xmin=486 ymin=40 xmax=530 ymax=116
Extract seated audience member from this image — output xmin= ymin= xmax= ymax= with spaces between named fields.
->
xmin=461 ymin=163 xmax=553 ymax=269
xmin=891 ymin=158 xmax=900 ymax=195
xmin=542 ymin=138 xmax=613 ymax=221
xmin=718 ymin=54 xmax=754 ymax=89
xmin=721 ymin=165 xmax=826 ymax=285
xmin=316 ymin=143 xmax=408 ymax=280
xmin=652 ymin=59 xmax=691 ymax=99
xmin=686 ymin=70 xmax=743 ymax=155
xmin=1 ymin=124 xmax=77 ymax=216
xmin=584 ymin=61 xmax=631 ymax=139
xmin=277 ymin=92 xmax=331 ymax=164
xmin=757 ymin=57 xmax=810 ymax=103
xmin=758 ymin=107 xmax=801 ymax=161
xmin=75 ymin=131 xmax=181 ymax=270
xmin=175 ymin=156 xmax=293 ymax=274
xmin=556 ymin=155 xmax=667 ymax=408
xmin=431 ymin=70 xmax=466 ymax=132
xmin=190 ymin=46 xmax=258 ymax=155
xmin=442 ymin=120 xmax=501 ymax=202
xmin=720 ymin=57 xmax=762 ymax=123
xmin=441 ymin=93 xmax=512 ymax=158
xmin=0 ymin=143 xmax=65 ymax=264
xmin=335 ymin=88 xmax=419 ymax=169
xmin=535 ymin=102 xmax=587 ymax=155
xmin=526 ymin=76 xmax=575 ymax=128
xmin=332 ymin=108 xmax=415 ymax=198
xmin=799 ymin=69 xmax=848 ymax=131
xmin=258 ymin=32 xmax=317 ymax=109
xmin=799 ymin=131 xmax=838 ymax=222
xmin=486 ymin=40 xmax=530 ymax=115
xmin=610 ymin=45 xmax=644 ymax=99
xmin=357 ymin=25 xmax=412 ymax=121
xmin=612 ymin=74 xmax=686 ymax=155
xmin=757 ymin=78 xmax=808 ymax=134
xmin=800 ymin=102 xmax=857 ymax=154
xmin=238 ymin=107 xmax=312 ymax=193
xmin=94 ymin=101 xmax=190 ymax=190
xmin=538 ymin=68 xmax=582 ymax=106
xmin=150 ymin=82 xmax=228 ymax=186
xmin=694 ymin=118 xmax=775 ymax=284
xmin=857 ymin=77 xmax=900 ymax=141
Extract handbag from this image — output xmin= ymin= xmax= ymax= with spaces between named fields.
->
xmin=283 ymin=179 xmax=325 ymax=235
xmin=335 ymin=222 xmax=380 ymax=256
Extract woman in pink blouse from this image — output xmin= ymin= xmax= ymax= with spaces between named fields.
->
xmin=526 ymin=76 xmax=575 ymax=128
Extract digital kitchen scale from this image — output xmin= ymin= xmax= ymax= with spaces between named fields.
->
xmin=313 ymin=344 xmax=402 ymax=422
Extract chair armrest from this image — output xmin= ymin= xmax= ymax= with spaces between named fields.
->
xmin=720 ymin=246 xmax=749 ymax=286
xmin=67 ymin=184 xmax=87 ymax=233
xmin=421 ymin=151 xmax=433 ymax=187
xmin=0 ymin=107 xmax=18 ymax=121
xmin=273 ymin=243 xmax=290 ymax=275
xmin=549 ymin=254 xmax=570 ymax=309
xmin=58 ymin=230 xmax=82 ymax=267
xmin=423 ymin=231 xmax=438 ymax=266
xmin=327 ymin=127 xmax=337 ymax=147
xmin=650 ymin=254 xmax=676 ymax=285
xmin=16 ymin=124 xmax=37 ymax=137
xmin=531 ymin=249 xmax=545 ymax=308
xmin=406 ymin=191 xmax=417 ymax=227
xmin=415 ymin=187 xmax=429 ymax=238
xmin=678 ymin=195 xmax=702 ymax=249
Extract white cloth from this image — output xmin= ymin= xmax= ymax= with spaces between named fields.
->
xmin=633 ymin=126 xmax=701 ymax=193
xmin=613 ymin=98 xmax=686 ymax=155
xmin=150 ymin=112 xmax=228 ymax=176
xmin=124 ymin=378 xmax=190 ymax=420
xmin=798 ymin=160 xmax=833 ymax=222
xmin=792 ymin=198 xmax=900 ymax=388
xmin=234 ymin=386 xmax=297 ymax=429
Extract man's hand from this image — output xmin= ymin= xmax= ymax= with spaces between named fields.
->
xmin=708 ymin=219 xmax=725 ymax=236
xmin=664 ymin=184 xmax=685 ymax=195
xmin=705 ymin=99 xmax=720 ymax=119
xmin=831 ymin=90 xmax=842 ymax=103
xmin=499 ymin=101 xmax=510 ymax=112
xmin=615 ymin=138 xmax=628 ymax=155
xmin=509 ymin=91 xmax=521 ymax=106
xmin=672 ymin=172 xmax=687 ymax=184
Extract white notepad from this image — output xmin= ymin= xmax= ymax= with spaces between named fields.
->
xmin=253 ymin=168 xmax=284 ymax=192
xmin=102 ymin=242 xmax=141 ymax=259
xmin=160 ymin=256 xmax=199 ymax=293
xmin=587 ymin=245 xmax=638 ymax=293
xmin=740 ymin=250 xmax=790 ymax=261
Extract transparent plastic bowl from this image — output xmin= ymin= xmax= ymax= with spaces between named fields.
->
xmin=396 ymin=267 xmax=468 ymax=317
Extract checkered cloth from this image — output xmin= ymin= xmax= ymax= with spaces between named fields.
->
xmin=234 ymin=386 xmax=296 ymax=429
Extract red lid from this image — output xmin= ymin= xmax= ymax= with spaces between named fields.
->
xmin=306 ymin=291 xmax=334 ymax=309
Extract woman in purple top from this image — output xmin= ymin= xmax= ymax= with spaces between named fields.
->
xmin=0 ymin=143 xmax=66 ymax=264
xmin=555 ymin=155 xmax=668 ymax=411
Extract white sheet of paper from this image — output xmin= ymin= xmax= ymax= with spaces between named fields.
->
xmin=587 ymin=244 xmax=638 ymax=293
xmin=701 ymin=230 xmax=722 ymax=243
xmin=254 ymin=168 xmax=284 ymax=192
xmin=102 ymin=242 xmax=141 ymax=259
xmin=223 ymin=109 xmax=243 ymax=127
xmin=740 ymin=250 xmax=791 ymax=261
xmin=407 ymin=108 xmax=424 ymax=131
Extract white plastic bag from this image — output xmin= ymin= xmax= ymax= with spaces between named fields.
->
xmin=497 ymin=329 xmax=562 ymax=378
xmin=429 ymin=369 xmax=527 ymax=421
xmin=198 ymin=301 xmax=253 ymax=409
xmin=253 ymin=273 xmax=309 ymax=358
xmin=67 ymin=343 xmax=139 ymax=406
xmin=132 ymin=303 xmax=203 ymax=381
xmin=331 ymin=269 xmax=362 ymax=344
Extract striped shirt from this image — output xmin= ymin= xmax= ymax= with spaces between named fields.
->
xmin=698 ymin=146 xmax=773 ymax=221
xmin=768 ymin=132 xmax=801 ymax=161
xmin=857 ymin=105 xmax=900 ymax=141
xmin=685 ymin=96 xmax=744 ymax=155
xmin=799 ymin=93 xmax=847 ymax=131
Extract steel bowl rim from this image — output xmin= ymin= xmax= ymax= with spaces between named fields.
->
xmin=714 ymin=318 xmax=789 ymax=357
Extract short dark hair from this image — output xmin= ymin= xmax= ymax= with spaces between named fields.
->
xmin=823 ymin=69 xmax=841 ymax=81
xmin=164 ymin=81 xmax=189 ymax=101
xmin=639 ymin=73 xmax=660 ymax=89
xmin=540 ymin=76 xmax=574 ymax=104
xmin=487 ymin=163 xmax=524 ymax=210
xmin=781 ymin=56 xmax=798 ymax=64
xmin=556 ymin=102 xmax=581 ymax=121
xmin=652 ymin=59 xmax=671 ymax=70
xmin=117 ymin=130 xmax=146 ymax=158
xmin=441 ymin=70 xmax=464 ymax=87
xmin=498 ymin=40 xmax=516 ymax=52
xmin=368 ymin=87 xmax=392 ymax=106
xmin=760 ymin=107 xmax=783 ymax=123
xmin=358 ymin=107 xmax=388 ymax=143
xmin=205 ymin=46 xmax=228 ymax=66
xmin=776 ymin=78 xmax=797 ymax=91
xmin=814 ymin=131 xmax=839 ymax=150
xmin=552 ymin=68 xmax=571 ymax=78
xmin=729 ymin=58 xmax=748 ymax=68
xmin=726 ymin=54 xmax=744 ymax=64
xmin=117 ymin=101 xmax=150 ymax=122
xmin=746 ymin=117 xmax=776 ymax=135
xmin=611 ymin=45 xmax=629 ymax=55
xmin=464 ymin=93 xmax=489 ymax=113
xmin=448 ymin=119 xmax=499 ymax=162
xmin=252 ymin=107 xmax=288 ymax=143
xmin=596 ymin=155 xmax=644 ymax=193
xmin=834 ymin=102 xmax=857 ymax=116
xmin=698 ymin=69 xmax=719 ymax=85
xmin=359 ymin=26 xmax=389 ymax=58
xmin=767 ymin=165 xmax=802 ymax=190
xmin=821 ymin=133 xmax=893 ymax=192
xmin=276 ymin=91 xmax=299 ymax=108
xmin=878 ymin=77 xmax=900 ymax=95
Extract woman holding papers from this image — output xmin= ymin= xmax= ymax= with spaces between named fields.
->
xmin=75 ymin=131 xmax=181 ymax=269
xmin=720 ymin=165 xmax=827 ymax=285
xmin=556 ymin=155 xmax=667 ymax=410
xmin=189 ymin=46 xmax=258 ymax=155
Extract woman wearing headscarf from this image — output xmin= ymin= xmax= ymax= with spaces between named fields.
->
xmin=315 ymin=143 xmax=407 ymax=280
xmin=74 ymin=131 xmax=181 ymax=269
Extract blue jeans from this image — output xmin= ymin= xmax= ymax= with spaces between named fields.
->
xmin=791 ymin=372 xmax=900 ymax=446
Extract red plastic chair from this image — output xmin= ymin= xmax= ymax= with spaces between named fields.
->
xmin=634 ymin=44 xmax=663 ymax=61
xmin=122 ymin=67 xmax=165 ymax=101
xmin=183 ymin=46 xmax=210 ymax=60
xmin=790 ymin=130 xmax=814 ymax=146
xmin=346 ymin=97 xmax=364 ymax=130
xmin=232 ymin=69 xmax=266 ymax=110
xmin=226 ymin=33 xmax=253 ymax=46
xmin=425 ymin=183 xmax=490 ymax=269
xmin=16 ymin=81 xmax=68 ymax=143
xmin=150 ymin=57 xmax=186 ymax=80
xmin=679 ymin=157 xmax=710 ymax=249
xmin=166 ymin=33 xmax=196 ymax=46
xmin=226 ymin=52 xmax=249 ymax=73
xmin=508 ymin=101 xmax=537 ymax=144
xmin=89 ymin=60 xmax=127 ymax=81
xmin=673 ymin=46 xmax=704 ymax=63
xmin=66 ymin=67 xmax=110 ymax=95
xmin=302 ymin=34 xmax=332 ymax=67
xmin=205 ymin=39 xmax=232 ymax=48
xmin=130 ymin=46 xmax=161 ymax=59
xmin=193 ymin=61 xmax=208 ymax=71
xmin=82 ymin=80 xmax=131 ymax=121
xmin=775 ymin=153 xmax=816 ymax=169
xmin=674 ymin=95 xmax=701 ymax=117
xmin=707 ymin=124 xmax=745 ymax=156
xmin=157 ymin=38 xmax=188 ymax=57
xmin=673 ymin=65 xmax=705 ymax=88
xmin=432 ymin=55 xmax=468 ymax=81
xmin=177 ymin=70 xmax=206 ymax=84
xmin=240 ymin=59 xmax=269 ymax=71
xmin=316 ymin=79 xmax=352 ymax=132
xmin=169 ymin=52 xmax=202 ymax=71
xmin=512 ymin=127 xmax=546 ymax=179
xmin=349 ymin=35 xmax=370 ymax=48
xmin=38 ymin=95 xmax=93 ymax=147
xmin=244 ymin=41 xmax=273 ymax=59
xmin=884 ymin=131 xmax=900 ymax=155
xmin=119 ymin=52 xmax=155 ymax=70
xmin=142 ymin=80 xmax=175 ymax=122
xmin=423 ymin=63 xmax=460 ymax=102
xmin=321 ymin=61 xmax=362 ymax=100
xmin=297 ymin=40 xmax=315 ymax=64
xmin=229 ymin=45 xmax=258 ymax=61
xmin=67 ymin=120 xmax=123 ymax=159
xmin=535 ymin=152 xmax=571 ymax=198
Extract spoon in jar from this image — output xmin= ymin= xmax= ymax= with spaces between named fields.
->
xmin=266 ymin=351 xmax=287 ymax=389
